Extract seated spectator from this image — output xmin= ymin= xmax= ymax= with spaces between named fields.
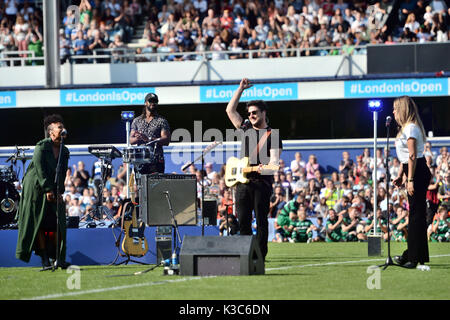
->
xmin=321 ymin=180 xmax=343 ymax=209
xmin=202 ymin=8 xmax=219 ymax=43
xmin=293 ymin=171 xmax=308 ymax=193
xmin=334 ymin=196 xmax=351 ymax=216
xmin=68 ymin=198 xmax=84 ymax=219
xmin=228 ymin=38 xmax=243 ymax=59
xmin=290 ymin=206 xmax=317 ymax=243
xmin=314 ymin=197 xmax=329 ymax=218
xmin=210 ymin=34 xmax=226 ymax=60
xmin=392 ymin=206 xmax=409 ymax=242
xmin=217 ymin=188 xmax=233 ymax=223
xmin=220 ymin=9 xmax=234 ymax=31
xmin=326 ymin=208 xmax=344 ymax=242
xmin=305 ymin=154 xmax=319 ymax=180
xmin=219 ymin=213 xmax=239 ymax=236
xmin=342 ymin=206 xmax=367 ymax=241
xmin=428 ymin=206 xmax=449 ymax=242
xmin=404 ymin=13 xmax=420 ymax=33
xmin=269 ymin=185 xmax=286 ymax=218
xmin=339 ymin=151 xmax=354 ymax=178
xmin=313 ymin=216 xmax=327 ymax=242
xmin=255 ymin=17 xmax=269 ymax=42
xmin=400 ymin=27 xmax=418 ymax=42
xmin=365 ymin=208 xmax=389 ymax=240
xmin=438 ymin=174 xmax=450 ymax=209
xmin=290 ymin=152 xmax=306 ymax=177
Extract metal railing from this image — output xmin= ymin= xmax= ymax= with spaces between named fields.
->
xmin=0 ymin=50 xmax=44 ymax=67
xmin=0 ymin=44 xmax=368 ymax=66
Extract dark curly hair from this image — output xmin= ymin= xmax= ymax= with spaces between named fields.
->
xmin=43 ymin=114 xmax=64 ymax=137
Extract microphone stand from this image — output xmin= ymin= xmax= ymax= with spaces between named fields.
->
xmin=53 ymin=135 xmax=65 ymax=271
xmin=378 ymin=118 xmax=401 ymax=270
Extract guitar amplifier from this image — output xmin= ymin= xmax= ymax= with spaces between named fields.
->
xmin=139 ymin=174 xmax=197 ymax=226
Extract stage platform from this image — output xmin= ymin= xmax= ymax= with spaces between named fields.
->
xmin=0 ymin=226 xmax=219 ymax=268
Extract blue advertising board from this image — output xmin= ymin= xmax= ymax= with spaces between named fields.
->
xmin=344 ymin=78 xmax=448 ymax=98
xmin=60 ymin=87 xmax=155 ymax=106
xmin=199 ymin=82 xmax=298 ymax=103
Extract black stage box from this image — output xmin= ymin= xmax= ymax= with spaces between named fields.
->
xmin=179 ymin=235 xmax=264 ymax=276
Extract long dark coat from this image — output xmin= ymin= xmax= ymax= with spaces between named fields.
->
xmin=15 ymin=138 xmax=70 ymax=263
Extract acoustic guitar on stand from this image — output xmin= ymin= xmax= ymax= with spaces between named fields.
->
xmin=224 ymin=157 xmax=279 ymax=187
xmin=121 ymin=173 xmax=148 ymax=257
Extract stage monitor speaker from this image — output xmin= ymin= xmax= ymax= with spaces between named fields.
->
xmin=139 ymin=174 xmax=197 ymax=226
xmin=202 ymin=199 xmax=217 ymax=226
xmin=179 ymin=235 xmax=264 ymax=276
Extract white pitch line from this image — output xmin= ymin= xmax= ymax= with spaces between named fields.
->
xmin=25 ymin=254 xmax=450 ymax=300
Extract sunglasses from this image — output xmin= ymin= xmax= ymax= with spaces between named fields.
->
xmin=247 ymin=111 xmax=259 ymax=116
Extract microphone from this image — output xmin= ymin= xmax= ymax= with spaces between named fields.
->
xmin=61 ymin=129 xmax=68 ymax=137
xmin=241 ymin=119 xmax=251 ymax=130
xmin=385 ymin=116 xmax=392 ymax=127
xmin=163 ymin=191 xmax=169 ymax=195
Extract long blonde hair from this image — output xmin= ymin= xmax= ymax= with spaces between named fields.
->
xmin=394 ymin=96 xmax=427 ymax=143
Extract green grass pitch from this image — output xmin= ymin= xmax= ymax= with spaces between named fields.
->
xmin=1 ymin=242 xmax=449 ymax=300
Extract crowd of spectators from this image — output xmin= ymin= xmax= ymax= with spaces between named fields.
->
xmin=184 ymin=144 xmax=449 ymax=243
xmin=0 ymin=0 xmax=449 ymax=65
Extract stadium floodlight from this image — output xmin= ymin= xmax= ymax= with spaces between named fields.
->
xmin=368 ymin=99 xmax=382 ymax=256
xmin=121 ymin=111 xmax=134 ymax=198
xmin=121 ymin=111 xmax=135 ymax=121
xmin=368 ymin=100 xmax=383 ymax=112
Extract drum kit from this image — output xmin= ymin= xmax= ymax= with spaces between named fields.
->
xmin=122 ymin=142 xmax=159 ymax=174
xmin=0 ymin=146 xmax=31 ymax=228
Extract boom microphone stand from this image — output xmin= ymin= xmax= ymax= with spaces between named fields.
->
xmin=181 ymin=141 xmax=222 ymax=236
xmin=378 ymin=116 xmax=401 ymax=270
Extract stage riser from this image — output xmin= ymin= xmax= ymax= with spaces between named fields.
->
xmin=0 ymin=226 xmax=219 ymax=267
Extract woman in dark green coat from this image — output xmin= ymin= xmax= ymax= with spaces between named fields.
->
xmin=16 ymin=114 xmax=70 ymax=269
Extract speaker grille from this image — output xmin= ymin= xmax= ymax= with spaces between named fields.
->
xmin=140 ymin=174 xmax=197 ymax=225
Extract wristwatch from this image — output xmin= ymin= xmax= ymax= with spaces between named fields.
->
xmin=408 ymin=178 xmax=414 ymax=182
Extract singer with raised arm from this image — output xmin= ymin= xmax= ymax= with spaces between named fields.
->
xmin=225 ymin=78 xmax=282 ymax=260
xmin=16 ymin=114 xmax=71 ymax=270
xmin=391 ymin=96 xmax=432 ymax=269
xmin=129 ymin=93 xmax=171 ymax=174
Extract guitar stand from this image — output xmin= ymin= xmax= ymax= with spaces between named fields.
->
xmin=110 ymin=254 xmax=149 ymax=266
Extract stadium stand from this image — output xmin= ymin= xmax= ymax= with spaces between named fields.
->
xmin=0 ymin=0 xmax=449 ymax=66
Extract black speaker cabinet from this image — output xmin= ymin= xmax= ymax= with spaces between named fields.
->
xmin=156 ymin=226 xmax=172 ymax=263
xmin=202 ymin=199 xmax=217 ymax=226
xmin=179 ymin=235 xmax=265 ymax=276
xmin=139 ymin=174 xmax=197 ymax=226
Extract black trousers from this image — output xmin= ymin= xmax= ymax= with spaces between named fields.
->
xmin=235 ymin=179 xmax=272 ymax=259
xmin=401 ymin=157 xmax=431 ymax=264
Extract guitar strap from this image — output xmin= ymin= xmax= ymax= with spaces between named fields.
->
xmin=250 ymin=129 xmax=272 ymax=164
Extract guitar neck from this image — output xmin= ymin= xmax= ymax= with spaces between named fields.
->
xmin=243 ymin=165 xmax=260 ymax=173
xmin=130 ymin=188 xmax=137 ymax=227
xmin=242 ymin=164 xmax=278 ymax=173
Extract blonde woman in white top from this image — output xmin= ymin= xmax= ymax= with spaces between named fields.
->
xmin=392 ymin=96 xmax=431 ymax=269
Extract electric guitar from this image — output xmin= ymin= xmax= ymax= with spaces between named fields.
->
xmin=224 ymin=157 xmax=279 ymax=187
xmin=121 ymin=173 xmax=148 ymax=257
